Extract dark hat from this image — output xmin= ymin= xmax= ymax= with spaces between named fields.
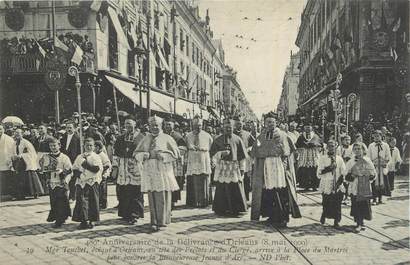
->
xmin=263 ymin=111 xmax=277 ymax=119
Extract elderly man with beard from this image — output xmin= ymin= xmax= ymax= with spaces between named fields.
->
xmin=60 ymin=121 xmax=81 ymax=201
xmin=134 ymin=116 xmax=180 ymax=232
xmin=250 ymin=112 xmax=301 ymax=227
xmin=185 ymin=116 xmax=213 ymax=208
xmin=210 ymin=119 xmax=248 ymax=216
xmin=163 ymin=118 xmax=187 ymax=207
xmin=113 ymin=117 xmax=144 ymax=224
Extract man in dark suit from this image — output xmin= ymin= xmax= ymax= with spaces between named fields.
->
xmin=60 ymin=121 xmax=81 ymax=200
xmin=36 ymin=124 xmax=55 ymax=194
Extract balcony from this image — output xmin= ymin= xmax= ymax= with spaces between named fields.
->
xmin=0 ymin=54 xmax=96 ymax=75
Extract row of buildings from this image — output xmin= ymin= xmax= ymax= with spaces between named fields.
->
xmin=0 ymin=0 xmax=257 ymax=124
xmin=277 ymin=0 xmax=409 ymax=128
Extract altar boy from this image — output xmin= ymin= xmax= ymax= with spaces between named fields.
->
xmin=40 ymin=138 xmax=73 ymax=228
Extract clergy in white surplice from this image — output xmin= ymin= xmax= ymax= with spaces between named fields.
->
xmin=185 ymin=117 xmax=213 ymax=208
xmin=210 ymin=119 xmax=248 ymax=216
xmin=134 ymin=116 xmax=180 ymax=232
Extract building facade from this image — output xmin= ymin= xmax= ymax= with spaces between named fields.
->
xmin=0 ymin=0 xmax=256 ymax=124
xmin=222 ymin=65 xmax=257 ymax=122
xmin=295 ymin=0 xmax=409 ymax=125
xmin=277 ymin=51 xmax=300 ymax=120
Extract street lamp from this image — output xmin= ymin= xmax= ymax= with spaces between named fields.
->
xmin=346 ymin=93 xmax=357 ymax=134
xmin=68 ymin=66 xmax=83 ymax=153
xmin=135 ymin=41 xmax=146 ymax=114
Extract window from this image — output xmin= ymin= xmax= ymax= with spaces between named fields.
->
xmin=142 ymin=0 xmax=148 ymax=14
xmin=180 ymin=29 xmax=184 ymax=51
xmin=196 ymin=47 xmax=199 ymax=66
xmin=164 ymin=13 xmax=169 ymax=39
xmin=128 ymin=53 xmax=136 ymax=77
xmin=186 ymin=35 xmax=189 ymax=56
xmin=192 ymin=42 xmax=195 ymax=62
xmin=180 ymin=61 xmax=184 ymax=75
xmin=326 ymin=0 xmax=330 ymax=20
xmin=108 ymin=19 xmax=118 ymax=70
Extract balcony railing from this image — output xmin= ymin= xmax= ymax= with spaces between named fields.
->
xmin=0 ymin=54 xmax=96 ymax=75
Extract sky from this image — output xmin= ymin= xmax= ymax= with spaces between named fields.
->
xmin=198 ymin=0 xmax=306 ymax=118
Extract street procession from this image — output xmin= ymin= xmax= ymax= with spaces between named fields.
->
xmin=0 ymin=1 xmax=409 ymax=265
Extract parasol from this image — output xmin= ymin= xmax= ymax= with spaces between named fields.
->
xmin=2 ymin=116 xmax=24 ymax=125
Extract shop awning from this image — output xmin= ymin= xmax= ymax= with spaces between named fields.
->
xmin=105 ymin=75 xmax=140 ymax=105
xmin=151 ymin=90 xmax=173 ymax=113
xmin=158 ymin=49 xmax=170 ymax=71
xmin=299 ymin=80 xmax=336 ymax=108
xmin=176 ymin=98 xmax=195 ymax=118
xmin=107 ymin=7 xmax=131 ymax=50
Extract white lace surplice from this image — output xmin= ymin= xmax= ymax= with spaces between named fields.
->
xmin=263 ymin=157 xmax=287 ymax=189
xmin=297 ymin=147 xmax=320 ymax=168
xmin=114 ymin=157 xmax=142 ymax=185
xmin=185 ymin=131 xmax=213 ymax=175
xmin=212 ymin=151 xmax=243 ymax=183
xmin=136 ymin=153 xmax=179 ymax=192
xmin=73 ymin=152 xmax=103 ymax=188
xmin=40 ymin=153 xmax=73 ymax=190
xmin=316 ymin=155 xmax=346 ymax=194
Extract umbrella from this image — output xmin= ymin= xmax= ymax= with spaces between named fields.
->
xmin=2 ymin=116 xmax=24 ymax=125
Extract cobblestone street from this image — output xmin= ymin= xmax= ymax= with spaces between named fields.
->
xmin=0 ymin=175 xmax=409 ymax=265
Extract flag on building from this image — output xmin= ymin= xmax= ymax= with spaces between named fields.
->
xmin=71 ymin=43 xmax=84 ymax=65
xmin=334 ymin=36 xmax=342 ymax=49
xmin=35 ymin=40 xmax=46 ymax=57
xmin=390 ymin=47 xmax=398 ymax=61
xmin=89 ymin=0 xmax=101 ymax=12
xmin=392 ymin=17 xmax=401 ymax=32
xmin=54 ymin=37 xmax=69 ymax=52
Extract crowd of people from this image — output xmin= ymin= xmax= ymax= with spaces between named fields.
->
xmin=0 ymin=111 xmax=408 ymax=233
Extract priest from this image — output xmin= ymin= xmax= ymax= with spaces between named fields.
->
xmin=250 ymin=112 xmax=301 ymax=227
xmin=211 ymin=118 xmax=248 ymax=216
xmin=185 ymin=116 xmax=213 ymax=208
xmin=295 ymin=124 xmax=322 ymax=191
xmin=233 ymin=116 xmax=255 ymax=202
xmin=164 ymin=118 xmax=187 ymax=207
xmin=113 ymin=117 xmax=144 ymax=224
xmin=134 ymin=116 xmax=180 ymax=231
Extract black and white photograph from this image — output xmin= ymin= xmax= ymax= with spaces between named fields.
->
xmin=0 ymin=0 xmax=409 ymax=264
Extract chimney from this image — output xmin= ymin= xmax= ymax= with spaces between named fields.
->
xmin=206 ymin=9 xmax=210 ymax=26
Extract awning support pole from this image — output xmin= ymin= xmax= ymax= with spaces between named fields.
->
xmin=112 ymin=84 xmax=120 ymax=130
